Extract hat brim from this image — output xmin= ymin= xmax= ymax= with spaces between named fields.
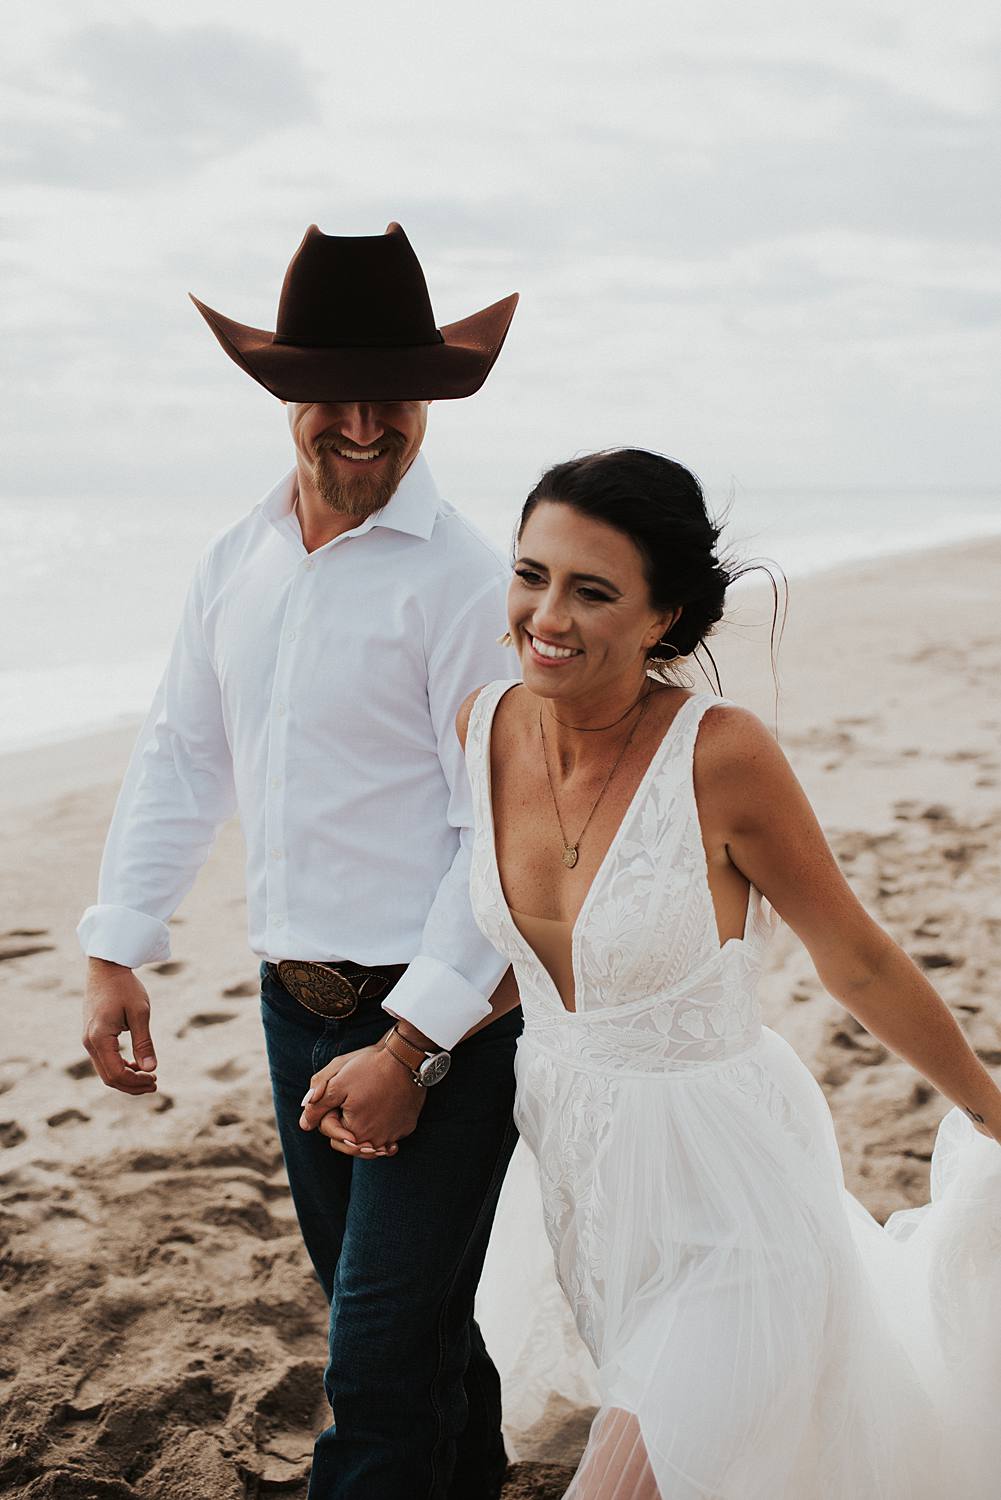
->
xmin=189 ymin=292 xmax=519 ymax=402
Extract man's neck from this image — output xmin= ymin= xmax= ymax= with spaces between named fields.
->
xmin=292 ymin=451 xmax=422 ymax=554
xmin=293 ymin=466 xmax=374 ymax=553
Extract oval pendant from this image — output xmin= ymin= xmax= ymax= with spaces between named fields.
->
xmin=562 ymin=845 xmax=579 ymax=869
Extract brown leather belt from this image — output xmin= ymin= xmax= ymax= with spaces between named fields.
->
xmin=267 ymin=959 xmax=407 ymax=1019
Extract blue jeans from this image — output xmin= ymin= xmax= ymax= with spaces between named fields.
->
xmin=260 ymin=964 xmax=522 ymax=1500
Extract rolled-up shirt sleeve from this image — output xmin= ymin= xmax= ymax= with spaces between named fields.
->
xmin=382 ymin=571 xmax=514 ymax=1049
xmin=77 ymin=557 xmax=237 ymax=968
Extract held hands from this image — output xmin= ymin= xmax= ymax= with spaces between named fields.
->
xmin=83 ymin=958 xmax=158 ymax=1095
xmin=298 ymin=1035 xmax=426 ymax=1158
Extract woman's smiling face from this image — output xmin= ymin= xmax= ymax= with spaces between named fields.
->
xmin=509 ymin=500 xmax=677 ymax=701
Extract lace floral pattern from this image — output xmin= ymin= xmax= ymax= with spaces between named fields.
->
xmin=465 ymin=678 xmax=774 ymax=1069
xmin=466 ymin=679 xmax=777 ymax=1358
xmin=516 ymin=1044 xmax=614 ymax=1359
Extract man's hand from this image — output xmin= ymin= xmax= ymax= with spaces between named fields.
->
xmin=83 ymin=958 xmax=158 ymax=1095
xmin=299 ymin=1039 xmax=426 ymax=1156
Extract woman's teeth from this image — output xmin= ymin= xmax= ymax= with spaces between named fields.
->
xmin=530 ymin=635 xmax=582 ymax=659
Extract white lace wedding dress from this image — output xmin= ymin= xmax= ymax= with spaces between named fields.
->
xmin=470 ymin=680 xmax=1001 ymax=1499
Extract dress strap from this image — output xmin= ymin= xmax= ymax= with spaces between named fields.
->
xmin=669 ymin=690 xmax=732 ymax=764
xmin=464 ymin=678 xmax=520 ymax=796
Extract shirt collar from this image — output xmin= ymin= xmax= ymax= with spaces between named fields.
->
xmin=259 ymin=451 xmax=440 ymax=546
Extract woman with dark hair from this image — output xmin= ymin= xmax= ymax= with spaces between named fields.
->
xmin=459 ymin=449 xmax=1001 ymax=1498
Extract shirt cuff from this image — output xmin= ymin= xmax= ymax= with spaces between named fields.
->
xmin=77 ymin=904 xmax=172 ymax=969
xmin=382 ymin=955 xmax=493 ymax=1051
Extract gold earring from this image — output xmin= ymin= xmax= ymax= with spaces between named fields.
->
xmin=496 ymin=631 xmax=513 ymax=647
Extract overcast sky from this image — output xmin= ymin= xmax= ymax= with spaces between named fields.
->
xmin=4 ymin=0 xmax=999 ymax=515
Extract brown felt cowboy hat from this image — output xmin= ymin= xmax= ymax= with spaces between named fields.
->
xmin=190 ymin=221 xmax=518 ymax=403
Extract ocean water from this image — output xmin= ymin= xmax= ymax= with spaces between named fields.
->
xmin=3 ymin=485 xmax=999 ymax=755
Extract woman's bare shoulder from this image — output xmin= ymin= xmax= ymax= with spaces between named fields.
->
xmin=455 ymin=687 xmax=485 ymax=751
xmin=455 ymin=680 xmax=522 ymax=751
xmin=694 ymin=699 xmax=813 ymax=844
xmin=697 ymin=700 xmax=776 ymax=757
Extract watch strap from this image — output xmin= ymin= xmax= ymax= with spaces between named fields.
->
xmin=385 ymin=1026 xmax=431 ymax=1068
xmin=383 ymin=1027 xmax=431 ymax=1084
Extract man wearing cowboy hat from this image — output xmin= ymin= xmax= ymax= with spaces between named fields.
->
xmin=78 ymin=223 xmax=522 ymax=1499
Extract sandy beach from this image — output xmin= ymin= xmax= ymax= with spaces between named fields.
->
xmin=2 ymin=535 xmax=1000 ymax=1498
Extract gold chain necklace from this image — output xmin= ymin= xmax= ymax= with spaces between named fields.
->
xmin=539 ymin=692 xmax=651 ymax=869
xmin=546 ymin=680 xmax=663 ymax=732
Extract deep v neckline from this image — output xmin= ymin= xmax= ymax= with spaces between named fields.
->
xmin=483 ymin=681 xmax=704 ymax=1011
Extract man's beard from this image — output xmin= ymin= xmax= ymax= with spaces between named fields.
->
xmin=311 ymin=430 xmax=408 ymax=518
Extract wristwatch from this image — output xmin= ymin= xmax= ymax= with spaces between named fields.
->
xmin=383 ymin=1025 xmax=452 ymax=1088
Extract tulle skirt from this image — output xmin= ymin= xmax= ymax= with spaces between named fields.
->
xmin=476 ymin=1025 xmax=1001 ymax=1498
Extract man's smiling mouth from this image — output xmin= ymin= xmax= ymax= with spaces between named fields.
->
xmin=329 ymin=446 xmax=387 ymax=463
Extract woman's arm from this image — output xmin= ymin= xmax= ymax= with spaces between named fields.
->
xmin=696 ymin=706 xmax=1001 ymax=1142
xmin=453 ymin=685 xmax=523 ymax=1038
xmin=454 ymin=684 xmax=482 ymax=753
xmin=459 ymin=965 xmax=523 ymax=1040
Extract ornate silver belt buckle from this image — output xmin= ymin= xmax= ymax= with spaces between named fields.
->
xmin=276 ymin=960 xmax=359 ymax=1018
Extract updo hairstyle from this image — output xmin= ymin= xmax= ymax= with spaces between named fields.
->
xmin=517 ymin=448 xmax=738 ymax=682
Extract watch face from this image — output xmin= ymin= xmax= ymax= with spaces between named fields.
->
xmin=418 ymin=1052 xmax=451 ymax=1087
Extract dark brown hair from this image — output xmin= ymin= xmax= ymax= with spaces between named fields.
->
xmin=517 ymin=448 xmax=784 ymax=695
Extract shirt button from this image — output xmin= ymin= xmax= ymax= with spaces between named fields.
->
xmin=304 ymin=560 xmax=315 ymax=571
xmin=271 ymin=848 xmax=283 ymax=860
xmin=276 ymin=702 xmax=286 ymax=716
xmin=272 ymin=915 xmax=285 ymax=929
xmin=288 ymin=630 xmax=297 ymax=642
xmin=271 ymin=776 xmax=281 ymax=789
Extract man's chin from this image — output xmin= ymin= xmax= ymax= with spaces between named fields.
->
xmin=313 ymin=454 xmax=403 ymax=517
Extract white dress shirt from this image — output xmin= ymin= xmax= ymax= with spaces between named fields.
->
xmin=77 ymin=453 xmax=515 ymax=1049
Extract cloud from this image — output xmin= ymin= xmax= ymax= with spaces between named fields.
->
xmin=1 ymin=4 xmax=999 ymax=496
xmin=1 ymin=20 xmax=320 ymax=189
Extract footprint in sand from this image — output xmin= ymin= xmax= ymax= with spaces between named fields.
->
xmin=207 ymin=1060 xmax=247 ymax=1083
xmin=47 ymin=1108 xmax=91 ymax=1129
xmin=0 ymin=1057 xmax=34 ymax=1097
xmin=0 ymin=941 xmax=55 ymax=961
xmin=65 ymin=1058 xmax=96 ymax=1081
xmin=201 ymin=1187 xmax=284 ymax=1240
xmin=918 ymin=952 xmax=961 ymax=971
xmin=177 ymin=1012 xmax=237 ymax=1038
xmin=920 ymin=803 xmax=952 ymax=823
xmin=829 ymin=1027 xmax=888 ymax=1066
xmin=152 ymin=960 xmax=185 ymax=975
xmin=2 ymin=927 xmax=54 ymax=966
xmin=251 ymin=1357 xmax=327 ymax=1463
xmin=123 ymin=1149 xmax=175 ymax=1173
xmin=222 ymin=978 xmax=258 ymax=998
xmin=0 ymin=1121 xmax=26 ymax=1149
